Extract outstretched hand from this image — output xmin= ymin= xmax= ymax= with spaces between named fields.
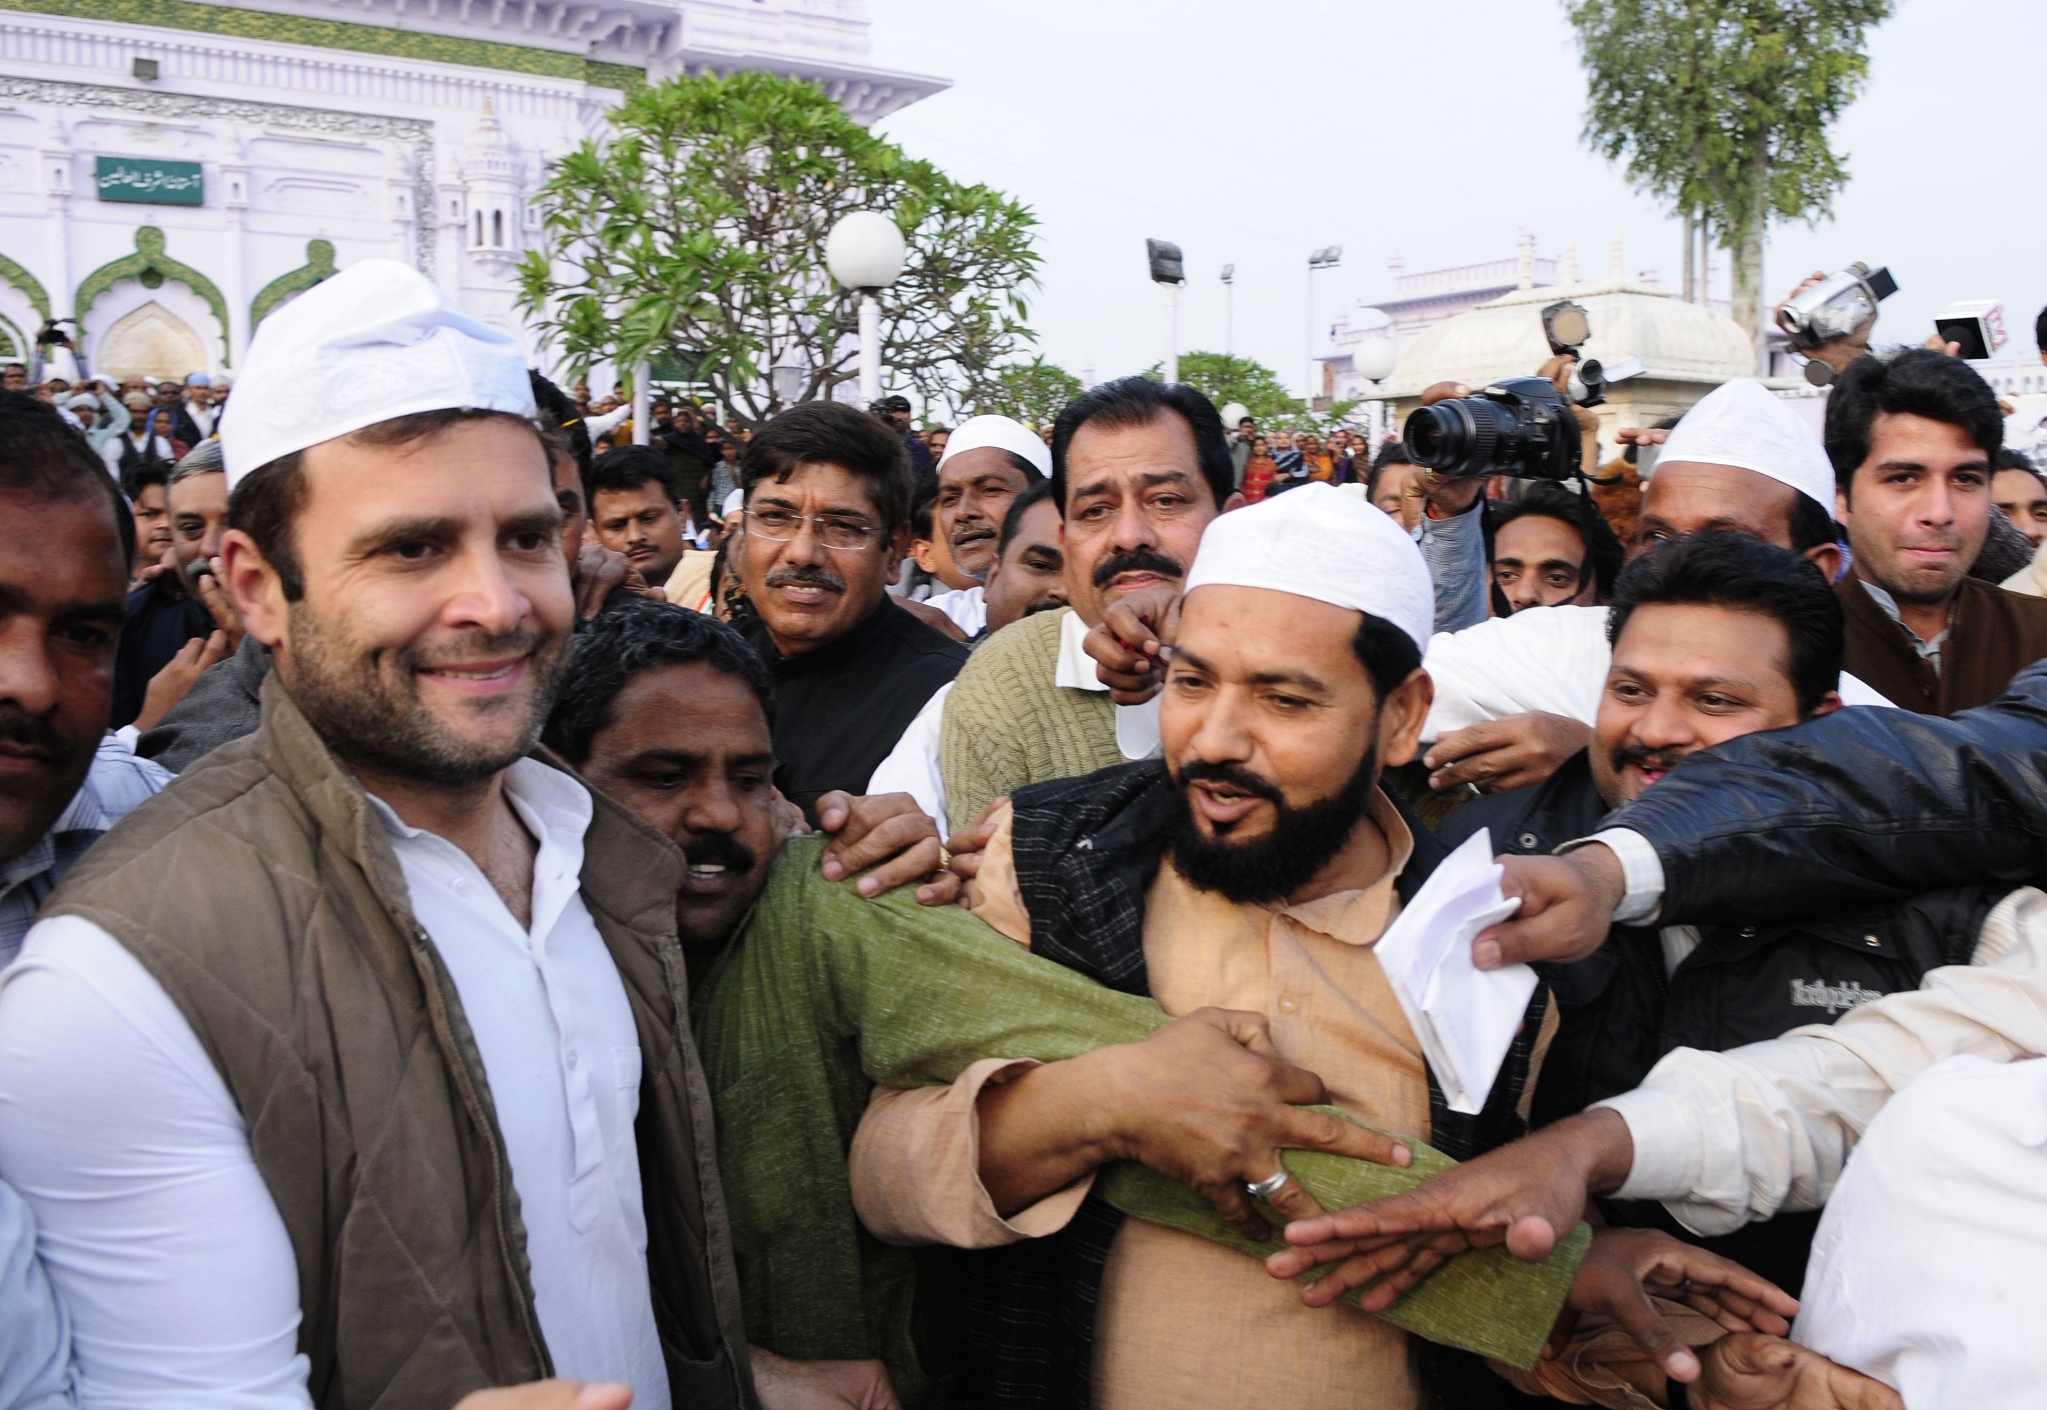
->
xmin=1267 ymin=1108 xmax=1634 ymax=1306
xmin=1473 ymin=846 xmax=1627 ymax=970
xmin=1695 ymin=1334 xmax=1904 ymax=1410
xmin=1562 ymin=1228 xmax=1798 ymax=1385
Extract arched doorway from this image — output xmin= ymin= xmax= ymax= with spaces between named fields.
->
xmin=75 ymin=227 xmax=229 ymax=378
xmin=93 ymin=301 xmax=208 ymax=382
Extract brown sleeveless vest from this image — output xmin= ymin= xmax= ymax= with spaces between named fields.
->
xmin=45 ymin=675 xmax=755 ymax=1410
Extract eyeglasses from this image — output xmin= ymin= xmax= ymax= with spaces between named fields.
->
xmin=744 ymin=507 xmax=881 ymax=551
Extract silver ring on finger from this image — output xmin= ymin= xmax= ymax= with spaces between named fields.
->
xmin=1244 ymin=1168 xmax=1292 ymax=1201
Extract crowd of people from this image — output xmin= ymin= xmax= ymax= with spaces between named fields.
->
xmin=2 ymin=258 xmax=2046 ymax=1410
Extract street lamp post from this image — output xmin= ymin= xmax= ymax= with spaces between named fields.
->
xmin=1306 ymin=245 xmax=1342 ymax=404
xmin=1349 ymin=335 xmax=1397 ymax=449
xmin=1221 ymin=263 xmax=1235 ymax=356
xmin=630 ymin=360 xmax=651 ymax=446
xmin=825 ymin=211 xmax=907 ymax=407
xmin=1147 ymin=239 xmax=1185 ymax=384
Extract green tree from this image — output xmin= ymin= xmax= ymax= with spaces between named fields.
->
xmin=1142 ymin=351 xmax=1304 ymax=421
xmin=1566 ymin=0 xmax=1893 ymax=370
xmin=974 ymin=355 xmax=1083 ymax=430
xmin=518 ymin=71 xmax=1040 ymax=427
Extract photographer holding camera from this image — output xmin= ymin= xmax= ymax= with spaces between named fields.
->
xmin=1402 ymin=354 xmax=1604 ymax=636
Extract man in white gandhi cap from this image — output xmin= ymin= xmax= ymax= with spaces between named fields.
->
xmin=0 ymin=258 xmax=782 ymax=1410
xmin=919 ymin=413 xmax=1052 ymax=639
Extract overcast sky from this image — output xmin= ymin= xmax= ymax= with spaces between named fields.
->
xmin=866 ymin=0 xmax=2044 ymax=398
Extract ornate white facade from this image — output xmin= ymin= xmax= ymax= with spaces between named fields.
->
xmin=0 ymin=0 xmax=945 ymax=379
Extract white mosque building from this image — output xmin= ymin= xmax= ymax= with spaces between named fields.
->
xmin=0 ymin=0 xmax=945 ymax=382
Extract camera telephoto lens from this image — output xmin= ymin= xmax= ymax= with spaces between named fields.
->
xmin=1403 ymin=396 xmax=1507 ymax=477
xmin=1400 ymin=376 xmax=1580 ymax=481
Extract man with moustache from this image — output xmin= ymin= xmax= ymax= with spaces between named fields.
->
xmin=1437 ymin=530 xmax=2007 ymax=1292
xmin=939 ymin=377 xmax=1244 ymax=831
xmin=0 ymin=262 xmax=755 ymax=1408
xmin=918 ymin=415 xmax=1050 ymax=639
xmin=732 ymin=400 xmax=967 ymax=818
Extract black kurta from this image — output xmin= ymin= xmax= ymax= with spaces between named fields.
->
xmin=740 ymin=597 xmax=967 ymax=817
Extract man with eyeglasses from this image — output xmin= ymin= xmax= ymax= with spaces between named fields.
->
xmin=734 ymin=400 xmax=969 ymax=818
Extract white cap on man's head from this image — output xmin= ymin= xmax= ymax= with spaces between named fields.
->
xmin=219 ymin=258 xmax=535 ymax=490
xmin=936 ymin=414 xmax=1052 ymax=479
xmin=1655 ymin=378 xmax=1836 ymax=510
xmin=1183 ymin=481 xmax=1435 ymax=651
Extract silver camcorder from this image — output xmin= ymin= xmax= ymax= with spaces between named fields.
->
xmin=1777 ymin=262 xmax=1898 ymax=380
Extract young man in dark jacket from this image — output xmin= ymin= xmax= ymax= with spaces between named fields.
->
xmin=1441 ymin=531 xmax=2008 ymax=1291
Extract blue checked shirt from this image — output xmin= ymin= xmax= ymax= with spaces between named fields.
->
xmin=0 ymin=737 xmax=168 ymax=970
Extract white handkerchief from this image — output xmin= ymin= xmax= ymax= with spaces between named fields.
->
xmin=1374 ymin=828 xmax=1536 ymax=1115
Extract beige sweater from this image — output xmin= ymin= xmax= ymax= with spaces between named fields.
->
xmin=939 ymin=607 xmax=1124 ymax=828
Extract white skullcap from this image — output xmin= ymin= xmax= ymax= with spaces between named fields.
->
xmin=936 ymin=414 xmax=1051 ymax=479
xmin=722 ymin=487 xmax=746 ymax=520
xmin=219 ymin=258 xmax=534 ymax=489
xmin=1656 ymin=378 xmax=1836 ymax=509
xmin=1184 ymin=481 xmax=1434 ymax=650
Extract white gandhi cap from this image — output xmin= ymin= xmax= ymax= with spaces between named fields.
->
xmin=1183 ymin=482 xmax=1435 ymax=650
xmin=218 ymin=258 xmax=535 ymax=490
xmin=936 ymin=415 xmax=1052 ymax=479
xmin=1655 ymin=377 xmax=1837 ymax=510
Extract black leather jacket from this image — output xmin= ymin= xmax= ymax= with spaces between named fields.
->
xmin=1445 ymin=750 xmax=2001 ymax=1292
xmin=1598 ymin=661 xmax=2047 ymax=924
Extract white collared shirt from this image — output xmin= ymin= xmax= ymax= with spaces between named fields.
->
xmin=924 ymin=585 xmax=987 ymax=638
xmin=366 ymin=759 xmax=666 ymax=1404
xmin=0 ymin=758 xmax=668 ymax=1408
xmin=1054 ymin=605 xmax=1162 ymax=760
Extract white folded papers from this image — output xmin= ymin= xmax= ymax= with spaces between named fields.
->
xmin=1374 ymin=828 xmax=1536 ymax=1115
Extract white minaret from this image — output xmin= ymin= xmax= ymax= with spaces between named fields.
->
xmin=461 ymin=98 xmax=523 ymax=280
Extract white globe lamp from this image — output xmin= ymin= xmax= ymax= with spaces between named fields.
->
xmin=1350 ymin=337 xmax=1397 ymax=383
xmin=826 ymin=212 xmax=907 ymax=406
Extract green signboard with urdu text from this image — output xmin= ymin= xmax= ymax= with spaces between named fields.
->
xmin=94 ymin=156 xmax=204 ymax=207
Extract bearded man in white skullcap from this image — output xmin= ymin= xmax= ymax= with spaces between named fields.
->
xmin=1417 ymin=377 xmax=1894 ymax=796
xmin=786 ymin=482 xmax=1779 ymax=1410
xmin=0 ymin=260 xmax=780 ymax=1410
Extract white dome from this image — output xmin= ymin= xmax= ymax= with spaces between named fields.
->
xmin=1387 ymin=279 xmax=1755 ymax=397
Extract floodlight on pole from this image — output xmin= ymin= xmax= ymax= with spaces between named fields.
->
xmin=1148 ymin=239 xmax=1185 ymax=384
xmin=1220 ymin=263 xmax=1236 ymax=356
xmin=826 ymin=211 xmax=907 ymax=407
xmin=1305 ymin=245 xmax=1342 ymax=401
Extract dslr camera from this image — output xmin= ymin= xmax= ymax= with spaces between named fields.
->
xmin=1402 ymin=377 xmax=1582 ymax=481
